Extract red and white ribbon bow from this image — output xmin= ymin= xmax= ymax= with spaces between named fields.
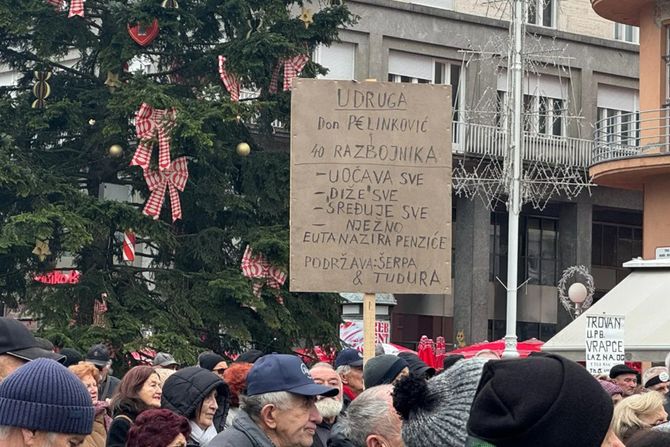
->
xmin=240 ymin=245 xmax=287 ymax=298
xmin=269 ymin=54 xmax=309 ymax=93
xmin=142 ymin=157 xmax=189 ymax=222
xmin=218 ymin=56 xmax=240 ymax=102
xmin=46 ymin=0 xmax=84 ymax=18
xmin=131 ymin=103 xmax=177 ymax=172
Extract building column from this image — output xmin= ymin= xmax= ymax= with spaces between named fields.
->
xmin=453 ymin=197 xmax=490 ymax=345
xmin=557 ymin=201 xmax=592 ymax=330
xmin=367 ymin=32 xmax=384 ymax=81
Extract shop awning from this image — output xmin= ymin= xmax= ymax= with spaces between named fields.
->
xmin=542 ymin=267 xmax=670 ymax=362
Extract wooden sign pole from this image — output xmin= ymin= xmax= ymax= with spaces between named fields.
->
xmin=361 ymin=79 xmax=378 ymax=365
xmin=363 ymin=292 xmax=376 ymax=363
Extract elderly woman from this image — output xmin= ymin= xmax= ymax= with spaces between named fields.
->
xmin=162 ymin=366 xmax=230 ymax=447
xmin=107 ymin=365 xmax=163 ymax=447
xmin=69 ymin=361 xmax=111 ymax=447
xmin=612 ymin=391 xmax=668 ymax=442
xmin=222 ymin=362 xmax=253 ymax=429
xmin=126 ymin=408 xmax=191 ymax=447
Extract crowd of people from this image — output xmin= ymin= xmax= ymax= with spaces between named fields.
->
xmin=1 ymin=315 xmax=670 ymax=447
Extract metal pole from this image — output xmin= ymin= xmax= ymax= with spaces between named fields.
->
xmin=502 ymin=0 xmax=525 ymax=359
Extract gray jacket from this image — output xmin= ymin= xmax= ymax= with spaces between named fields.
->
xmin=209 ymin=411 xmax=275 ymax=447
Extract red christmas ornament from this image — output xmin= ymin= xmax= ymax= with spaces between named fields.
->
xmin=127 ymin=19 xmax=160 ymax=46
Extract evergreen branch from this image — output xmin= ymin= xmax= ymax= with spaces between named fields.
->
xmin=3 ymin=48 xmax=94 ymax=80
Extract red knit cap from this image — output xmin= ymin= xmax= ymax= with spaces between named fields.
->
xmin=126 ymin=409 xmax=190 ymax=447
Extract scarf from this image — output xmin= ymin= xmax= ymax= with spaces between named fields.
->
xmin=189 ymin=420 xmax=218 ymax=446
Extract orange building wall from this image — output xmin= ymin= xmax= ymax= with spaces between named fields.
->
xmin=643 ymin=175 xmax=670 ymax=259
xmin=638 ymin=3 xmax=667 ymax=150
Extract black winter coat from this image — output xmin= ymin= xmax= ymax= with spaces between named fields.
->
xmin=161 ymin=366 xmax=230 ymax=446
xmin=106 ymin=406 xmax=140 ymax=447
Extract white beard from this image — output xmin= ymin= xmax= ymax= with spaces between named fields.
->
xmin=316 ymin=397 xmax=343 ymax=419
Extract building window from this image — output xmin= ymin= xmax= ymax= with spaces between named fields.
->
xmin=592 ymin=223 xmax=642 ymax=268
xmin=521 ymin=217 xmax=558 ymax=286
xmin=498 ymin=92 xmax=566 ymax=137
xmin=388 ymin=52 xmax=464 ymax=143
xmin=614 ymin=23 xmax=639 ymax=44
xmin=313 ymin=42 xmax=356 ymax=80
xmin=596 ymin=108 xmax=639 ymax=146
xmin=490 ymin=212 xmax=508 ymax=282
xmin=526 ymin=0 xmax=555 ymax=28
xmin=491 ymin=212 xmax=558 ymax=286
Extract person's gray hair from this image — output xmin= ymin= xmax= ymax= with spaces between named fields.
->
xmin=336 ymin=365 xmax=351 ymax=376
xmin=337 ymin=385 xmax=396 ymax=446
xmin=0 ymin=426 xmax=58 ymax=444
xmin=240 ymin=391 xmax=295 ymax=422
xmin=311 ymin=362 xmax=334 ymax=371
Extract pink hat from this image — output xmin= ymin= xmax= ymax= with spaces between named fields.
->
xmin=599 ymin=380 xmax=624 ymax=396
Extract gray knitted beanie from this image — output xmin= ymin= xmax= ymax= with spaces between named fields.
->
xmin=392 ymin=357 xmax=487 ymax=447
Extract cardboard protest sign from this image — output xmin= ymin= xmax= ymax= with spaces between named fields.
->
xmin=585 ymin=315 xmax=625 ymax=375
xmin=290 ymin=79 xmax=452 ymax=294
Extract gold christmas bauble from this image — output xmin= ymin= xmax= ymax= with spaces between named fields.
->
xmin=236 ymin=142 xmax=251 ymax=156
xmin=108 ymin=144 xmax=123 ymax=157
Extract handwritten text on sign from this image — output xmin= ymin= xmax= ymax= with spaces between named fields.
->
xmin=290 ymin=80 xmax=452 ymax=293
xmin=585 ymin=315 xmax=625 ymax=375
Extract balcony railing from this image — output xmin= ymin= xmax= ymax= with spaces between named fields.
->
xmin=592 ymin=108 xmax=670 ymax=164
xmin=453 ymin=122 xmax=594 ymax=168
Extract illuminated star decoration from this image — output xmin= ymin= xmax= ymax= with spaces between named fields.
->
xmin=299 ymin=8 xmax=314 ymax=28
xmin=32 ymin=240 xmax=51 ymax=262
xmin=104 ymin=71 xmax=122 ymax=91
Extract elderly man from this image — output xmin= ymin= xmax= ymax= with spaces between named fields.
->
xmin=310 ymin=363 xmax=344 ymax=447
xmin=329 ymin=384 xmax=404 ymax=447
xmin=610 ymin=364 xmax=639 ymax=397
xmin=0 ymin=317 xmax=63 ymax=382
xmin=209 ymin=353 xmax=338 ymax=447
xmin=85 ymin=343 xmax=120 ymax=401
xmin=335 ymin=349 xmax=364 ymax=406
xmin=0 ymin=358 xmax=94 ymax=447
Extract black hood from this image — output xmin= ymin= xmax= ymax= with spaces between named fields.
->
xmin=161 ymin=366 xmax=230 ymax=431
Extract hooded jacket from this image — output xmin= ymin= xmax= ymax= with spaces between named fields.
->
xmin=161 ymin=367 xmax=230 ymax=446
xmin=208 ymin=411 xmax=276 ymax=447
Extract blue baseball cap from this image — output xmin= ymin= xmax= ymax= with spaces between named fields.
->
xmin=246 ymin=354 xmax=338 ymax=397
xmin=335 ymin=348 xmax=364 ymax=369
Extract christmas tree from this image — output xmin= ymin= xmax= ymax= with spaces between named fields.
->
xmin=0 ymin=0 xmax=355 ymax=365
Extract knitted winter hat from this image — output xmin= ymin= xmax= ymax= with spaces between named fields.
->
xmin=364 ymin=354 xmax=408 ymax=388
xmin=0 ymin=358 xmax=94 ymax=434
xmin=393 ymin=357 xmax=487 ymax=447
xmin=199 ymin=352 xmax=225 ymax=371
xmin=599 ymin=379 xmax=624 ymax=396
xmin=467 ymin=354 xmax=612 ymax=447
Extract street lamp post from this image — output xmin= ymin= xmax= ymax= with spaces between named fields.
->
xmin=502 ymin=0 xmax=525 ymax=359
